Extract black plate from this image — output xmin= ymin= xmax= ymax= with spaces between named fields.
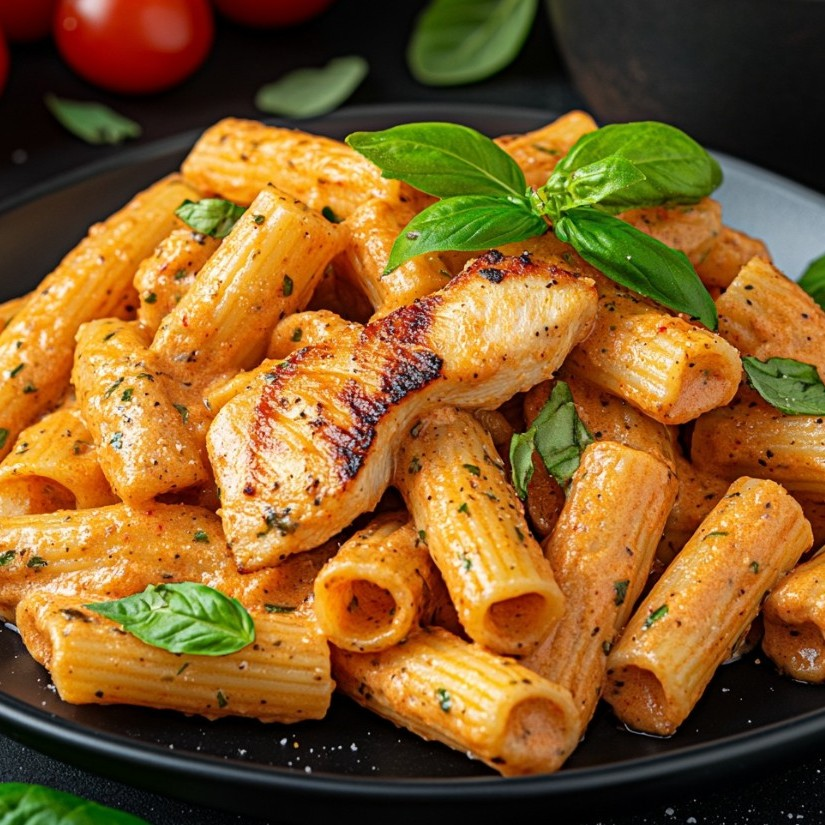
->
xmin=2 ymin=103 xmax=825 ymax=824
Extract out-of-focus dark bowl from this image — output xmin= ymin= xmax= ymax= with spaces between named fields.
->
xmin=545 ymin=0 xmax=825 ymax=192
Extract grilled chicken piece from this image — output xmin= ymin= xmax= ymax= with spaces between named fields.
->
xmin=207 ymin=250 xmax=598 ymax=571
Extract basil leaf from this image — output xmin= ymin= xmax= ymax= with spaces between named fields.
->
xmin=407 ymin=0 xmax=538 ymax=86
xmin=346 ymin=122 xmax=528 ymax=199
xmin=175 ymin=198 xmax=246 ymax=238
xmin=554 ymin=206 xmax=718 ymax=330
xmin=544 ymin=121 xmax=722 ymax=212
xmin=509 ymin=381 xmax=592 ymax=497
xmin=798 ymin=252 xmax=825 ymax=310
xmin=44 ymin=94 xmax=141 ymax=146
xmin=84 ymin=582 xmax=255 ymax=656
xmin=254 ymin=56 xmax=368 ymax=119
xmin=742 ymin=356 xmax=825 ymax=415
xmin=0 ymin=782 xmax=149 ymax=824
xmin=544 ymin=155 xmax=648 ymax=215
xmin=386 ymin=195 xmax=546 ymax=272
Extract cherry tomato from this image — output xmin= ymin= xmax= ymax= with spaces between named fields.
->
xmin=0 ymin=26 xmax=8 ymax=96
xmin=212 ymin=0 xmax=335 ymax=28
xmin=0 ymin=0 xmax=58 ymax=42
xmin=53 ymin=0 xmax=214 ymax=95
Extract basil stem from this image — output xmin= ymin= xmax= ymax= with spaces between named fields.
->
xmin=84 ymin=582 xmax=255 ymax=656
xmin=742 ymin=355 xmax=825 ymax=415
xmin=407 ymin=0 xmax=539 ymax=86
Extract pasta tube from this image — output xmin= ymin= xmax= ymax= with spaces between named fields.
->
xmin=694 ymin=226 xmax=771 ymax=289
xmin=313 ymin=511 xmax=457 ymax=652
xmin=330 ymin=626 xmax=580 ymax=776
xmin=0 ymin=406 xmax=117 ymax=516
xmin=267 ymin=309 xmax=361 ymax=360
xmin=180 ymin=117 xmax=398 ymax=218
xmin=133 ymin=225 xmax=220 ymax=335
xmin=0 ymin=173 xmax=200 ymax=461
xmin=690 ymin=385 xmax=825 ymax=496
xmin=716 ymin=255 xmax=825 ymax=376
xmin=523 ymin=440 xmax=678 ymax=731
xmin=337 ymin=193 xmax=452 ymax=318
xmin=73 ymin=318 xmax=211 ymax=503
xmin=393 ymin=405 xmax=564 ymax=656
xmin=762 ymin=548 xmax=825 ymax=683
xmin=0 ymin=502 xmax=235 ymax=621
xmin=150 ymin=183 xmax=342 ymax=381
xmin=603 ymin=476 xmax=812 ymax=736
xmin=16 ymin=591 xmax=333 ymax=723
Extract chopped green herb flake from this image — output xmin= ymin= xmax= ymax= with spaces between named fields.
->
xmin=408 ymin=455 xmax=422 ymax=474
xmin=27 ymin=555 xmax=47 ymax=569
xmin=175 ymin=198 xmax=246 ymax=239
xmin=45 ymin=93 xmax=142 ymax=145
xmin=22 ymin=382 xmax=37 ymax=394
xmin=750 ymin=561 xmax=760 ymax=573
xmin=463 ymin=463 xmax=481 ymax=475
xmin=703 ymin=530 xmax=729 ymax=540
xmin=282 ymin=275 xmax=294 ymax=297
xmin=9 ymin=363 xmax=24 ymax=378
xmin=0 ymin=550 xmax=16 ymax=566
xmin=0 ymin=429 xmax=8 ymax=449
xmin=144 ymin=291 xmax=158 ymax=304
xmin=121 ymin=388 xmax=134 ymax=402
xmin=457 ymin=502 xmax=469 ymax=514
xmin=322 ymin=205 xmax=342 ymax=223
xmin=436 ymin=687 xmax=452 ymax=712
xmin=174 ymin=268 xmax=187 ymax=280
xmin=291 ymin=326 xmax=303 ymax=342
xmin=252 ymin=214 xmax=265 ymax=224
xmin=417 ymin=529 xmax=427 ymax=544
xmin=193 ymin=529 xmax=210 ymax=543
xmin=613 ymin=579 xmax=629 ymax=606
xmin=216 ymin=689 xmax=228 ymax=708
xmin=110 ymin=432 xmax=124 ymax=450
xmin=103 ymin=377 xmax=124 ymax=398
xmin=644 ymin=604 xmax=669 ymax=629
xmin=173 ymin=403 xmax=190 ymax=423
xmin=265 ymin=603 xmax=297 ymax=613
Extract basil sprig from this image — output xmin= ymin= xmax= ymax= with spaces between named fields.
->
xmin=509 ymin=381 xmax=593 ymax=498
xmin=175 ymin=198 xmax=246 ymax=238
xmin=798 ymin=252 xmax=825 ymax=310
xmin=85 ymin=582 xmax=255 ymax=656
xmin=346 ymin=120 xmax=721 ymax=329
xmin=0 ymin=783 xmax=149 ymax=824
xmin=742 ymin=356 xmax=825 ymax=415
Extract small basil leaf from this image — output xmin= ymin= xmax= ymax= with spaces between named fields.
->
xmin=44 ymin=94 xmax=141 ymax=146
xmin=84 ymin=582 xmax=255 ymax=656
xmin=0 ymin=782 xmax=149 ymax=824
xmin=554 ymin=156 xmax=649 ymax=211
xmin=175 ymin=198 xmax=246 ymax=238
xmin=254 ymin=56 xmax=368 ymax=119
xmin=554 ymin=206 xmax=718 ymax=330
xmin=545 ymin=121 xmax=722 ymax=212
xmin=509 ymin=430 xmax=537 ymax=499
xmin=385 ymin=195 xmax=546 ymax=272
xmin=509 ymin=381 xmax=592 ymax=497
xmin=798 ymin=252 xmax=825 ymax=310
xmin=742 ymin=356 xmax=825 ymax=415
xmin=531 ymin=381 xmax=593 ymax=487
xmin=407 ymin=0 xmax=538 ymax=86
xmin=346 ymin=122 xmax=528 ymax=199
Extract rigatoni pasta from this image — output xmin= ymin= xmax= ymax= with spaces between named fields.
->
xmin=1 ymin=108 xmax=823 ymax=779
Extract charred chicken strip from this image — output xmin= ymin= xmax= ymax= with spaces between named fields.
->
xmin=207 ymin=250 xmax=598 ymax=570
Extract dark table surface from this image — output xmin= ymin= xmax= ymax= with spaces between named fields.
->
xmin=2 ymin=3 xmax=825 ymax=823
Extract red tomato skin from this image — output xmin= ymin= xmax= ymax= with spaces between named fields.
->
xmin=212 ymin=0 xmax=335 ymax=28
xmin=54 ymin=0 xmax=215 ymax=95
xmin=0 ymin=27 xmax=8 ymax=96
xmin=0 ymin=0 xmax=58 ymax=42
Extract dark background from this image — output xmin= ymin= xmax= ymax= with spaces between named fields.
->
xmin=2 ymin=2 xmax=825 ymax=823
